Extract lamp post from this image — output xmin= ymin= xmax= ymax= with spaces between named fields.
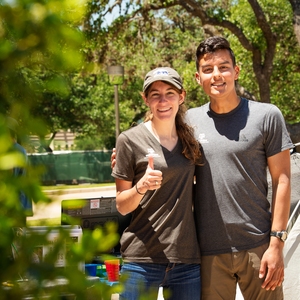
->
xmin=107 ymin=65 xmax=124 ymax=140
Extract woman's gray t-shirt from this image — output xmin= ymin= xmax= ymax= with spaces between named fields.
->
xmin=112 ymin=123 xmax=200 ymax=263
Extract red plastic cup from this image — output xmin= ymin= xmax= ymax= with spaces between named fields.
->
xmin=104 ymin=259 xmax=120 ymax=282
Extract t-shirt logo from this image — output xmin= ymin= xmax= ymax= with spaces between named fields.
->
xmin=145 ymin=148 xmax=160 ymax=158
xmin=199 ymin=133 xmax=209 ymax=144
xmin=239 ymin=134 xmax=249 ymax=142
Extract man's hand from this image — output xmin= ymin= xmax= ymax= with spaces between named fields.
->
xmin=111 ymin=148 xmax=116 ymax=169
xmin=259 ymin=242 xmax=285 ymax=291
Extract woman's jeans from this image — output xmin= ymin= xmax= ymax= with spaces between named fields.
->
xmin=119 ymin=262 xmax=201 ymax=300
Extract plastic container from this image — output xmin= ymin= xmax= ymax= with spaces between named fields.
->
xmin=104 ymin=259 xmax=120 ymax=282
xmin=85 ymin=264 xmax=97 ymax=276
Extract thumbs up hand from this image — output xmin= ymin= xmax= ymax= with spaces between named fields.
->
xmin=137 ymin=156 xmax=163 ymax=193
xmin=147 ymin=155 xmax=154 ymax=170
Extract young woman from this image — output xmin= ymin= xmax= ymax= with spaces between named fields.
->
xmin=112 ymin=67 xmax=202 ymax=300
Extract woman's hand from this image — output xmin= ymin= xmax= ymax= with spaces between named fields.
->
xmin=115 ymin=156 xmax=163 ymax=215
xmin=137 ymin=156 xmax=162 ymax=193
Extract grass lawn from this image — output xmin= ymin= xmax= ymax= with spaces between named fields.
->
xmin=42 ymin=183 xmax=114 ymax=191
xmin=27 ymin=217 xmax=61 ymax=226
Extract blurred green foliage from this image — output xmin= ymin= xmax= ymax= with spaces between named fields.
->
xmin=0 ymin=0 xmax=123 ymax=298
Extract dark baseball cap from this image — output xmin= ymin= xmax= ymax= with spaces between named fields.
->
xmin=143 ymin=67 xmax=183 ymax=92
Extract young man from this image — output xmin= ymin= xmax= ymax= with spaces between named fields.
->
xmin=187 ymin=36 xmax=293 ymax=300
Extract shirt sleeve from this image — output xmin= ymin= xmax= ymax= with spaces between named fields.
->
xmin=111 ymin=132 xmax=135 ymax=181
xmin=264 ymin=104 xmax=293 ymax=157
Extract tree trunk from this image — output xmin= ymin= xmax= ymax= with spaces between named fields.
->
xmin=289 ymin=0 xmax=300 ymax=46
xmin=255 ymin=73 xmax=271 ymax=103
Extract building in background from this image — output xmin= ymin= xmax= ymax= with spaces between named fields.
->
xmin=29 ymin=130 xmax=76 ymax=153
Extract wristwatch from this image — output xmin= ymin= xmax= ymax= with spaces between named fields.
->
xmin=270 ymin=230 xmax=288 ymax=242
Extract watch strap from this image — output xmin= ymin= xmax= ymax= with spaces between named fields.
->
xmin=270 ymin=230 xmax=288 ymax=242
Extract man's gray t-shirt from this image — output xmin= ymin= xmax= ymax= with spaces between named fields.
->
xmin=186 ymin=98 xmax=293 ymax=256
xmin=112 ymin=123 xmax=200 ymax=263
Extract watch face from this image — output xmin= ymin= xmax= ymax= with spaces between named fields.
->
xmin=281 ymin=231 xmax=288 ymax=241
xmin=271 ymin=230 xmax=288 ymax=242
